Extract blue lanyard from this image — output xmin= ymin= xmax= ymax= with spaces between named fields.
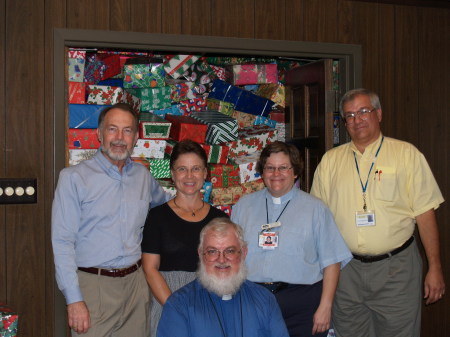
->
xmin=353 ymin=136 xmax=384 ymax=211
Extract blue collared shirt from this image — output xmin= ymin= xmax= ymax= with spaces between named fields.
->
xmin=52 ymin=150 xmax=169 ymax=304
xmin=157 ymin=279 xmax=289 ymax=337
xmin=231 ymin=187 xmax=352 ymax=284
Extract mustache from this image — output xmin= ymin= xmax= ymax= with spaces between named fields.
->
xmin=214 ymin=262 xmax=231 ymax=268
xmin=110 ymin=140 xmax=127 ymax=146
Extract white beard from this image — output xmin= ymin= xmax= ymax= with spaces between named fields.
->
xmin=197 ymin=261 xmax=248 ymax=297
xmin=101 ymin=140 xmax=132 ymax=161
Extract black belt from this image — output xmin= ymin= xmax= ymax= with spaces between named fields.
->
xmin=78 ymin=259 xmax=142 ymax=277
xmin=352 ymin=236 xmax=414 ymax=263
xmin=255 ymin=282 xmax=291 ymax=294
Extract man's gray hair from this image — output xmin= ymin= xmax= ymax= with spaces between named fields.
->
xmin=339 ymin=88 xmax=382 ymax=117
xmin=198 ymin=217 xmax=247 ymax=250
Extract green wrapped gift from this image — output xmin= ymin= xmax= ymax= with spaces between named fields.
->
xmin=126 ymin=87 xmax=171 ymax=111
xmin=138 ymin=113 xmax=171 ymax=139
xmin=149 ymin=154 xmax=171 ymax=179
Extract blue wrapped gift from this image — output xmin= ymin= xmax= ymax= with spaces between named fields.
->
xmin=69 ymin=104 xmax=111 ymax=129
xmin=150 ymin=104 xmax=182 ymax=118
xmin=98 ymin=78 xmax=124 ymax=87
xmin=254 ymin=115 xmax=277 ymax=128
xmin=209 ymin=79 xmax=274 ymax=117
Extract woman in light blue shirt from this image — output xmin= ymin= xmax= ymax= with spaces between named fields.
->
xmin=231 ymin=141 xmax=352 ymax=337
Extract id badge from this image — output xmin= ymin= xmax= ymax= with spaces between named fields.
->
xmin=355 ymin=210 xmax=376 ymax=227
xmin=259 ymin=232 xmax=278 ymax=249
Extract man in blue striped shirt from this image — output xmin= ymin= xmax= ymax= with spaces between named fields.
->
xmin=52 ymin=103 xmax=169 ymax=336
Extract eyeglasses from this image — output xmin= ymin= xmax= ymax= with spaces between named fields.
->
xmin=173 ymin=166 xmax=205 ymax=175
xmin=203 ymin=247 xmax=242 ymax=262
xmin=263 ymin=165 xmax=293 ymax=174
xmin=343 ymin=108 xmax=376 ymax=124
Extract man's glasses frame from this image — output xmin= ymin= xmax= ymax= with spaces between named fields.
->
xmin=203 ymin=247 xmax=242 ymax=262
xmin=343 ymin=108 xmax=376 ymax=125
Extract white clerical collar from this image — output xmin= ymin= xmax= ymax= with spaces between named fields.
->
xmin=222 ymin=294 xmax=232 ymax=301
xmin=272 ymin=196 xmax=282 ymax=204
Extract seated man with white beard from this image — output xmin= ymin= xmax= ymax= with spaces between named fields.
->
xmin=157 ymin=218 xmax=289 ymax=337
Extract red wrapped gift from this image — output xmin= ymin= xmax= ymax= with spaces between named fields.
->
xmin=84 ymin=53 xmax=121 ymax=84
xmin=200 ymin=144 xmax=229 ymax=164
xmin=0 ymin=302 xmax=19 ymax=337
xmin=269 ymin=111 xmax=285 ymax=123
xmin=68 ymin=129 xmax=100 ymax=149
xmin=68 ymin=82 xmax=86 ymax=104
xmin=179 ymin=97 xmax=207 ymax=115
xmin=208 ymin=163 xmax=240 ymax=188
xmin=229 ymin=64 xmax=278 ymax=85
xmin=165 ymin=115 xmax=208 ymax=143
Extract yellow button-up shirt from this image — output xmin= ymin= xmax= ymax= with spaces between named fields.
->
xmin=311 ymin=134 xmax=444 ymax=255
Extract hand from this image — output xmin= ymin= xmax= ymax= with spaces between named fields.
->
xmin=312 ymin=304 xmax=331 ymax=335
xmin=67 ymin=301 xmax=91 ymax=334
xmin=424 ymin=268 xmax=446 ymax=305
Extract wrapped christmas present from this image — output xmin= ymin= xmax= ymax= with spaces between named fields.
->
xmin=68 ymin=129 xmax=100 ymax=149
xmin=126 ymin=87 xmax=171 ymax=111
xmin=214 ymin=205 xmax=232 ymax=216
xmin=208 ymin=163 xmax=240 ymax=188
xmin=190 ymin=111 xmax=238 ymax=145
xmin=69 ymin=104 xmax=110 ymax=129
xmin=179 ymin=97 xmax=207 ymax=115
xmin=148 ymin=105 xmax=182 ymax=118
xmin=228 ymin=64 xmax=278 ymax=86
xmin=165 ymin=140 xmax=229 ymax=165
xmin=164 ymin=54 xmax=200 ymax=79
xmin=230 ymin=151 xmax=262 ymax=183
xmin=84 ymin=53 xmax=121 ymax=84
xmin=209 ymin=79 xmax=274 ymax=117
xmin=206 ymin=98 xmax=235 ymax=116
xmin=138 ymin=113 xmax=171 ymax=139
xmin=149 ymin=154 xmax=171 ymax=179
xmin=0 ymin=303 xmax=19 ymax=337
xmin=87 ymin=85 xmax=124 ymax=105
xmin=131 ymin=157 xmax=150 ymax=169
xmin=169 ymin=82 xmax=196 ymax=102
xmin=69 ymin=149 xmax=97 ymax=166
xmin=210 ymin=178 xmax=265 ymax=206
xmin=132 ymin=139 xmax=167 ymax=159
xmin=123 ymin=57 xmax=165 ymax=88
xmin=256 ymin=83 xmax=285 ymax=108
xmin=231 ymin=110 xmax=257 ymax=128
xmin=165 ymin=115 xmax=208 ymax=144
xmin=225 ymin=125 xmax=278 ymax=159
xmin=68 ymin=82 xmax=86 ymax=104
xmin=68 ymin=50 xmax=86 ymax=82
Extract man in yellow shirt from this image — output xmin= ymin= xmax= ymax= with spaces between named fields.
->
xmin=310 ymin=88 xmax=445 ymax=337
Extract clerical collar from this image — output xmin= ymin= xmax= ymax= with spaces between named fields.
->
xmin=222 ymin=294 xmax=232 ymax=301
xmin=265 ymin=187 xmax=296 ymax=205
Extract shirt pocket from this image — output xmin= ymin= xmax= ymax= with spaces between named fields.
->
xmin=373 ymin=166 xmax=397 ymax=202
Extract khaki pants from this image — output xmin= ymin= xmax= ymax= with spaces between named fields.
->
xmin=73 ymin=267 xmax=150 ymax=337
xmin=332 ymin=240 xmax=422 ymax=337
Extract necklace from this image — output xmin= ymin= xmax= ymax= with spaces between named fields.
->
xmin=173 ymin=197 xmax=205 ymax=217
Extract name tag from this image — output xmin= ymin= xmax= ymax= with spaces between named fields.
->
xmin=259 ymin=232 xmax=278 ymax=249
xmin=355 ymin=210 xmax=376 ymax=227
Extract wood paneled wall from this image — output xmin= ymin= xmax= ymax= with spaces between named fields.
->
xmin=0 ymin=0 xmax=448 ymax=336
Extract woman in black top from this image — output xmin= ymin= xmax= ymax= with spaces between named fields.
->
xmin=141 ymin=139 xmax=228 ymax=337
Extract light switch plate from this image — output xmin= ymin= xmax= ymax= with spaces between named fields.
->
xmin=0 ymin=178 xmax=37 ymax=204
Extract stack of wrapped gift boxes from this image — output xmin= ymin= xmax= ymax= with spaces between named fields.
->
xmin=67 ymin=49 xmax=303 ymax=215
xmin=0 ymin=303 xmax=18 ymax=337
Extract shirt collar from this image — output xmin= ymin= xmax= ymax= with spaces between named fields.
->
xmin=350 ymin=133 xmax=384 ymax=158
xmin=264 ymin=186 xmax=296 ymax=204
xmin=94 ymin=148 xmax=133 ymax=177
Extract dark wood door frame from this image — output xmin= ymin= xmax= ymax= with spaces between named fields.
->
xmin=52 ymin=28 xmax=362 ymax=335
